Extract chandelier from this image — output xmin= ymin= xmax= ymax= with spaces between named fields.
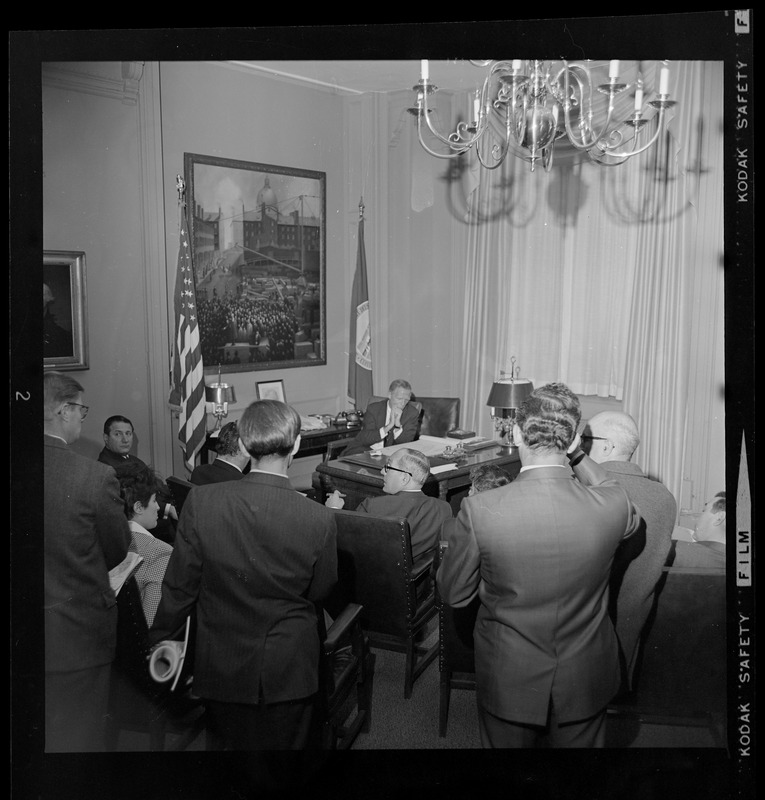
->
xmin=409 ymin=59 xmax=676 ymax=172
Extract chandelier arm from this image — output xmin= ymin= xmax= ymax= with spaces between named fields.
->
xmin=416 ymin=116 xmax=469 ymax=158
xmin=419 ymin=83 xmax=489 ymax=150
xmin=558 ymin=65 xmax=622 ymax=151
xmin=594 ymin=109 xmax=668 ymax=160
xmin=475 ymin=101 xmax=514 ymax=170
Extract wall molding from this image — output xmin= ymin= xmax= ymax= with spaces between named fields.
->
xmin=42 ymin=61 xmax=144 ymax=105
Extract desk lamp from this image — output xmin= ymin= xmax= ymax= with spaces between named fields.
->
xmin=205 ymin=367 xmax=236 ymax=431
xmin=486 ymin=359 xmax=533 ymax=451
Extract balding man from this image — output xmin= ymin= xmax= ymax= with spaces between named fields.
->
xmin=583 ymin=411 xmax=677 ymax=695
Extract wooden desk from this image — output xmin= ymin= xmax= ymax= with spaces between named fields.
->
xmin=313 ymin=445 xmax=521 ymax=514
xmin=199 ymin=423 xmax=360 ymax=465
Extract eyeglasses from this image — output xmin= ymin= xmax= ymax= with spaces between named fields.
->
xmin=580 ymin=435 xmax=607 ymax=441
xmin=382 ymin=463 xmax=412 ymax=477
xmin=66 ymin=402 xmax=89 ymax=419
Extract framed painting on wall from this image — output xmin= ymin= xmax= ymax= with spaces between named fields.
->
xmin=184 ymin=152 xmax=327 ymax=374
xmin=43 ymin=250 xmax=88 ymax=371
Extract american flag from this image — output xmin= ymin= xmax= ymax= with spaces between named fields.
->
xmin=169 ymin=199 xmax=206 ymax=469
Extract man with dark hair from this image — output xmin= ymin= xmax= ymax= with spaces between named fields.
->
xmin=98 ymin=414 xmax=177 ymax=543
xmin=189 ymin=421 xmax=251 ymax=485
xmin=151 ymin=399 xmax=337 ymax=752
xmin=437 ymin=382 xmax=641 ymax=748
xmin=342 ymin=378 xmax=420 ymax=456
xmin=43 ymin=371 xmax=131 ymax=751
xmin=468 ymin=463 xmax=512 ymax=496
xmin=583 ymin=410 xmax=677 ymax=695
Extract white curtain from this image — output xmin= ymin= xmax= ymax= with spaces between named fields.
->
xmin=460 ymin=61 xmax=724 ymax=505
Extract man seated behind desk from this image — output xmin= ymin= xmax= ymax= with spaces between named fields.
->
xmin=326 ymin=447 xmax=453 ymax=564
xmin=190 ymin=421 xmax=251 ymax=485
xmin=342 ymin=379 xmax=420 ymax=456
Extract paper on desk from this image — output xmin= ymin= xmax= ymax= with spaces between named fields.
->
xmin=430 ymin=463 xmax=459 ymax=475
xmin=381 ymin=435 xmax=454 ymax=458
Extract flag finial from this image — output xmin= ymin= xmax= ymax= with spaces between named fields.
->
xmin=177 ymin=174 xmax=186 ymax=204
xmin=358 ymin=198 xmax=364 ymax=219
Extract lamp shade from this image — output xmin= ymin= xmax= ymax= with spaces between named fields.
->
xmin=486 ymin=379 xmax=533 ymax=410
xmin=205 ymin=383 xmax=236 ymax=405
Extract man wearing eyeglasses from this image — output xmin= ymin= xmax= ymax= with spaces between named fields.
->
xmin=43 ymin=371 xmax=131 ymax=752
xmin=327 ymin=448 xmax=452 ymax=564
xmin=583 ymin=411 xmax=677 ymax=697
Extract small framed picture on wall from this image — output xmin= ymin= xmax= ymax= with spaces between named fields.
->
xmin=256 ymin=380 xmax=286 ymax=403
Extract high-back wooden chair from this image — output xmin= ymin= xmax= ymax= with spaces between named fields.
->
xmin=328 ymin=509 xmax=438 ymax=698
xmin=314 ymin=602 xmax=375 ymax=749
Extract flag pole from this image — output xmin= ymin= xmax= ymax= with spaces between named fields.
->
xmin=348 ymin=198 xmax=374 ymax=411
xmin=170 ymin=173 xmax=207 ymax=471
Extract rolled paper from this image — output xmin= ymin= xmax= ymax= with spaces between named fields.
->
xmin=659 ymin=67 xmax=669 ymax=95
xmin=421 ymin=60 xmax=429 ymax=81
xmin=149 ymin=640 xmax=184 ymax=683
xmin=609 ymin=60 xmax=620 ymax=79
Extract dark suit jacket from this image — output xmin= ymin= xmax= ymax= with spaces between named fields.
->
xmin=356 ymin=490 xmax=453 ymax=562
xmin=44 ymin=435 xmax=132 ymax=672
xmin=343 ymin=399 xmax=420 ymax=455
xmin=437 ymin=456 xmax=641 ymax=725
xmin=150 ymin=471 xmax=337 ymax=705
xmin=189 ymin=458 xmax=245 ymax=485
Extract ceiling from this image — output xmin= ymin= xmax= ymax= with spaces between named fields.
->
xmin=229 ymin=60 xmax=488 ymax=95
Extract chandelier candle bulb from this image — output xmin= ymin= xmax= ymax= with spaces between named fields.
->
xmin=512 ymin=59 xmax=522 ymax=72
xmin=634 ymin=87 xmax=643 ymax=111
xmin=609 ymin=60 xmax=620 ymax=79
xmin=473 ymin=92 xmax=481 ymax=120
xmin=659 ymin=67 xmax=670 ymax=95
xmin=421 ymin=60 xmax=429 ymax=81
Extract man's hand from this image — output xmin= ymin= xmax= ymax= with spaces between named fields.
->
xmin=325 ymin=490 xmax=346 ymax=509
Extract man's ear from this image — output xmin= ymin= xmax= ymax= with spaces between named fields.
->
xmin=132 ymin=500 xmax=145 ymax=516
xmin=567 ymin=431 xmax=582 ymax=454
xmin=290 ymin=434 xmax=301 ymax=457
xmin=512 ymin=423 xmax=522 ymax=447
xmin=712 ymin=511 xmax=726 ymax=527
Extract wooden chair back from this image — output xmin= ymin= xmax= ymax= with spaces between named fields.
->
xmin=166 ymin=475 xmax=194 ymax=515
xmin=328 ymin=509 xmax=438 ymax=698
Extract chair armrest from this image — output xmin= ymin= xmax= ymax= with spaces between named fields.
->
xmin=411 ymin=553 xmax=436 ymax=582
xmin=324 ymin=602 xmax=364 ymax=651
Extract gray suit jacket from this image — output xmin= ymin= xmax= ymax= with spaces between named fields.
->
xmin=44 ymin=435 xmax=131 ymax=672
xmin=437 ymin=455 xmax=641 ymax=725
xmin=603 ymin=460 xmax=677 ymax=688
